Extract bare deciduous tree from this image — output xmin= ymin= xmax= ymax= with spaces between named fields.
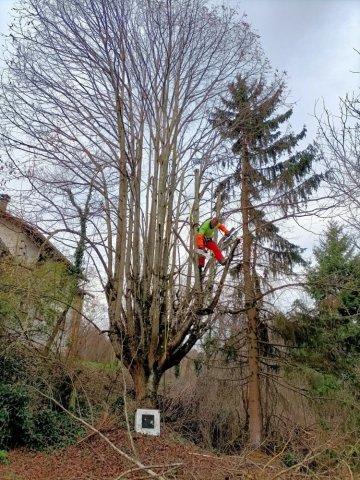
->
xmin=0 ymin=0 xmax=264 ymax=403
xmin=315 ymin=84 xmax=360 ymax=234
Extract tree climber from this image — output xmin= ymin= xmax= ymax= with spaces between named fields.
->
xmin=196 ymin=216 xmax=230 ymax=277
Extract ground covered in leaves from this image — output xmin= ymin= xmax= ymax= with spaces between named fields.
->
xmin=0 ymin=426 xmax=352 ymax=480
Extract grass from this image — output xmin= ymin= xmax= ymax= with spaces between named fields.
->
xmin=81 ymin=359 xmax=119 ymax=372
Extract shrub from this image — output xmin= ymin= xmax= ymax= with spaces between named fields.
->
xmin=0 ymin=384 xmax=33 ymax=449
xmin=29 ymin=409 xmax=84 ymax=451
xmin=0 ymin=450 xmax=10 ymax=465
xmin=0 ymin=383 xmax=83 ymax=451
xmin=0 ymin=347 xmax=31 ymax=384
xmin=282 ymin=450 xmax=299 ymax=468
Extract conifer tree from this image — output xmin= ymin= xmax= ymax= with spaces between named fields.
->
xmin=290 ymin=222 xmax=360 ymax=380
xmin=211 ymin=74 xmax=323 ymax=447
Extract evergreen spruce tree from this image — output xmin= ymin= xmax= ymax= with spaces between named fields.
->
xmin=211 ymin=74 xmax=323 ymax=447
xmin=290 ymin=222 xmax=360 ymax=380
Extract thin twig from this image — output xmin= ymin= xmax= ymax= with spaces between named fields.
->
xmin=119 ymin=361 xmax=137 ymax=457
xmin=115 ymin=463 xmax=183 ymax=479
xmin=342 ymin=459 xmax=354 ymax=480
xmin=188 ymin=452 xmax=220 ymax=460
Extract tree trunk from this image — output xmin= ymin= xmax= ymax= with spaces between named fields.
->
xmin=241 ymin=142 xmax=262 ymax=447
xmin=247 ymin=307 xmax=262 ymax=448
xmin=44 ymin=306 xmax=70 ymax=356
xmin=66 ymin=293 xmax=84 ymax=361
xmin=129 ymin=361 xmax=161 ymax=407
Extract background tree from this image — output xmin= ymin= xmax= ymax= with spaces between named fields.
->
xmin=0 ymin=0 xmax=264 ymax=404
xmin=285 ymin=222 xmax=360 ymax=383
xmin=210 ymin=74 xmax=323 ymax=446
xmin=315 ymin=55 xmax=360 ymax=235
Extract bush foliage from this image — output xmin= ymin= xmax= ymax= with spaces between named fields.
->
xmin=0 ymin=344 xmax=84 ymax=451
xmin=0 ymin=382 xmax=83 ymax=451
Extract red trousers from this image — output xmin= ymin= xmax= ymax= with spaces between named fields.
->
xmin=198 ymin=240 xmax=224 ymax=266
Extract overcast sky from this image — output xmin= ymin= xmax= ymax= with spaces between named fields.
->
xmin=234 ymin=0 xmax=359 ymax=251
xmin=0 ymin=0 xmax=359 ymax=253
xmin=236 ymin=0 xmax=359 ymax=136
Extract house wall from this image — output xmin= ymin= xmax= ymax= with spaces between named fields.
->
xmin=0 ymin=217 xmax=40 ymax=264
xmin=0 ymin=205 xmax=83 ymax=356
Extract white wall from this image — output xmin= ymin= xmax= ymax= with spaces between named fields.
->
xmin=0 ymin=217 xmax=40 ymax=264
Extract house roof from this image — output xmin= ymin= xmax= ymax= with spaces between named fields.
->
xmin=0 ymin=209 xmax=73 ymax=267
